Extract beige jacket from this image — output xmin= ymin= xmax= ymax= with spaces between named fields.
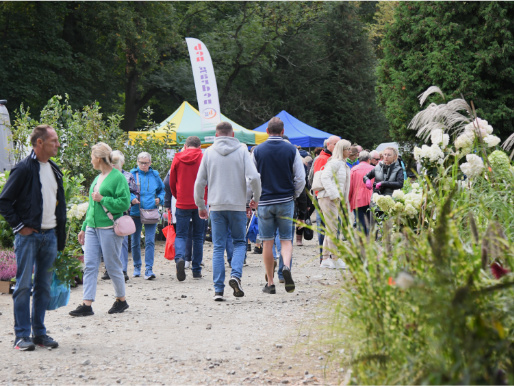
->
xmin=317 ymin=159 xmax=351 ymax=203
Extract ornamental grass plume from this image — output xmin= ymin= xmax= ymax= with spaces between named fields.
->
xmin=0 ymin=250 xmax=16 ymax=281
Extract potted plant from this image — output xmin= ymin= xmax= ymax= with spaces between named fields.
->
xmin=0 ymin=250 xmax=16 ymax=294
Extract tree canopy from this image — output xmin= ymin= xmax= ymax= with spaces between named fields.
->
xmin=377 ymin=1 xmax=514 ymax=144
xmin=1 ymin=2 xmax=390 ymax=148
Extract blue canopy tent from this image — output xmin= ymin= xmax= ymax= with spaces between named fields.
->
xmin=253 ymin=110 xmax=333 ymax=148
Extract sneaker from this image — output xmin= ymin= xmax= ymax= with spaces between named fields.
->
xmin=133 ymin=266 xmax=141 ymax=277
xmin=123 ymin=271 xmax=129 ymax=282
xmin=229 ymin=277 xmax=245 ymax=297
xmin=185 ymin=261 xmax=191 ymax=269
xmin=265 ymin=260 xmax=278 ymax=282
xmin=262 ymin=284 xmax=276 ymax=294
xmin=101 ymin=270 xmax=110 ymax=280
xmin=282 ymin=266 xmax=295 ymax=293
xmin=33 ymin=334 xmax=59 ymax=349
xmin=193 ymin=272 xmax=202 ymax=280
xmin=13 ymin=337 xmax=35 ymax=351
xmin=320 ymin=258 xmax=336 ymax=269
xmin=253 ymin=245 xmax=263 ymax=254
xmin=334 ymin=259 xmax=347 ymax=270
xmin=69 ymin=303 xmax=94 ymax=317
xmin=213 ymin=292 xmax=225 ymax=301
xmin=144 ymin=269 xmax=156 ymax=280
xmin=279 ymin=278 xmax=285 ymax=283
xmin=108 ymin=299 xmax=129 ymax=314
xmin=176 ymin=259 xmax=186 ymax=282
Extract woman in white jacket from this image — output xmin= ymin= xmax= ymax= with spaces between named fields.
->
xmin=317 ymin=139 xmax=351 ymax=269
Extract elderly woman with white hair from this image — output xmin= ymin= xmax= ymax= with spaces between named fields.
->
xmin=101 ymin=150 xmax=138 ymax=282
xmin=317 ymin=139 xmax=352 ymax=270
xmin=129 ymin=152 xmax=165 ymax=280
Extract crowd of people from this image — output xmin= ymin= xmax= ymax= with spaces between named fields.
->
xmin=0 ymin=121 xmax=405 ymax=350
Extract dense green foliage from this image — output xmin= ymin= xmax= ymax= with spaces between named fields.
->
xmin=1 ymin=1 xmax=388 ymax=149
xmin=377 ymin=2 xmax=514 ymax=144
xmin=318 ymin=90 xmax=514 ymax=384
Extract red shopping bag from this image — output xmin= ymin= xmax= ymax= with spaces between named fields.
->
xmin=162 ymin=225 xmax=176 ymax=261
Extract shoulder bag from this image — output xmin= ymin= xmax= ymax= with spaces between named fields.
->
xmin=102 ymin=206 xmax=136 ymax=236
xmin=136 ymin=172 xmax=161 ymax=224
xmin=310 ymin=166 xmax=325 ymax=192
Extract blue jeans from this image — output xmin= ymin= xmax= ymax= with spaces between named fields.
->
xmin=120 ymin=236 xmax=129 ymax=272
xmin=357 ymin=205 xmax=371 ymax=236
xmin=175 ymin=208 xmax=205 ymax=275
xmin=83 ymin=227 xmax=125 ymax=301
xmin=210 ymin=211 xmax=246 ymax=293
xmin=131 ymin=217 xmax=157 ymax=273
xmin=184 ymin=222 xmax=193 ymax=262
xmin=272 ymin=220 xmax=295 ymax=280
xmin=257 ymin=201 xmax=295 ymax=241
xmin=13 ymin=229 xmax=57 ymax=338
xmin=226 ymin=228 xmax=234 ymax=264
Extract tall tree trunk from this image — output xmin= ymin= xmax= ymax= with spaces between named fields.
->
xmin=120 ymin=64 xmax=139 ymax=132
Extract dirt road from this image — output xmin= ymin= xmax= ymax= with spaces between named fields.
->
xmin=0 ymin=236 xmax=347 ymax=385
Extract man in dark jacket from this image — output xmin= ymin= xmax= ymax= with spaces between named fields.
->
xmin=0 ymin=125 xmax=66 ymax=351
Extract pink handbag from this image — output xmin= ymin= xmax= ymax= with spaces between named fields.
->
xmin=103 ymin=206 xmax=136 ymax=236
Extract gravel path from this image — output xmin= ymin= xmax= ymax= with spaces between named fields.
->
xmin=0 ymin=236 xmax=348 ymax=385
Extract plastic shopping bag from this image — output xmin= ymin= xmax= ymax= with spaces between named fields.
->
xmin=162 ymin=225 xmax=176 ymax=261
xmin=47 ymin=272 xmax=71 ymax=310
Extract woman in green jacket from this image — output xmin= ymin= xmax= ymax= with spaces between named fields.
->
xmin=69 ymin=143 xmax=131 ymax=317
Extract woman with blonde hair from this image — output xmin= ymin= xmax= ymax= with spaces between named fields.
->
xmin=317 ymin=139 xmax=351 ymax=269
xmin=69 ymin=143 xmax=131 ymax=317
xmin=101 ymin=150 xmax=137 ymax=282
xmin=363 ymin=146 xmax=404 ymax=197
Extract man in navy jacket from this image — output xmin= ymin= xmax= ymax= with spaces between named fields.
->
xmin=0 ymin=125 xmax=66 ymax=351
xmin=253 ymin=117 xmax=305 ymax=295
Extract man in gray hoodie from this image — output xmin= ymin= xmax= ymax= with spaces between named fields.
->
xmin=194 ymin=122 xmax=261 ymax=301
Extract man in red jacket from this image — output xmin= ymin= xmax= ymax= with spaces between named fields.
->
xmin=169 ymin=136 xmax=205 ymax=282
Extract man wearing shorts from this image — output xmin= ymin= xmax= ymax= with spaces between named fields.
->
xmin=252 ymin=117 xmax=305 ymax=294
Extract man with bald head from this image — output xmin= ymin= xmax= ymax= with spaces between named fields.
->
xmin=369 ymin=150 xmax=381 ymax=166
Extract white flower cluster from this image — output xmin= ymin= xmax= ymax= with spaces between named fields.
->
xmin=413 ymin=144 xmax=445 ymax=165
xmin=67 ymin=202 xmax=89 ymax=220
xmin=430 ymin=129 xmax=450 ymax=149
xmin=460 ymin=154 xmax=485 ymax=179
xmin=455 ymin=117 xmax=500 ymax=153
xmin=373 ymin=183 xmax=423 ymax=219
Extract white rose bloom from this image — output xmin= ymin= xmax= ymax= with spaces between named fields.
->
xmin=460 ymin=154 xmax=485 ymax=178
xmin=411 ymin=183 xmax=420 ymax=190
xmin=483 ymin=135 xmax=501 ymax=148
xmin=392 ymin=190 xmax=405 ymax=200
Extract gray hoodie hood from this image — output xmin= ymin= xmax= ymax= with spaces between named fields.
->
xmin=211 ymin=136 xmax=244 ymax=156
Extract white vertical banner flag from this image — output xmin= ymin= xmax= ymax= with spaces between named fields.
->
xmin=186 ymin=37 xmax=221 ymax=131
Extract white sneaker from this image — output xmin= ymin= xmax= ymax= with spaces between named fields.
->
xmin=184 ymin=261 xmax=191 ymax=269
xmin=334 ymin=259 xmax=347 ymax=270
xmin=320 ymin=258 xmax=336 ymax=269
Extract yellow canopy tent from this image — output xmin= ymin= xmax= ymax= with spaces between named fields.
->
xmin=128 ymin=102 xmax=268 ymax=146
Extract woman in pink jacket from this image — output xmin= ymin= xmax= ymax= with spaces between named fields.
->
xmin=348 ymin=151 xmax=375 ymax=235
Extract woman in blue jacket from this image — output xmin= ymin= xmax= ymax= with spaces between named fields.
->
xmin=129 ymin=152 xmax=165 ymax=280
